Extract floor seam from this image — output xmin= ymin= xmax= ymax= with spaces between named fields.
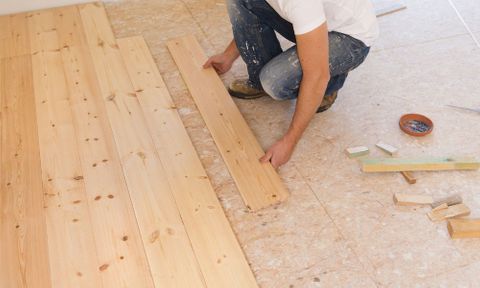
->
xmin=293 ymin=163 xmax=381 ymax=288
xmin=447 ymin=0 xmax=480 ymax=48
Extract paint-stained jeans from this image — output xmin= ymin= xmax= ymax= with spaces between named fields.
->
xmin=227 ymin=0 xmax=371 ymax=100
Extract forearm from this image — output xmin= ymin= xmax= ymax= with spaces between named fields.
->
xmin=224 ymin=39 xmax=240 ymax=61
xmin=285 ymin=75 xmax=329 ymax=143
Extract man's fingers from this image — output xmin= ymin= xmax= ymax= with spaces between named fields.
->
xmin=259 ymin=150 xmax=273 ymax=163
xmin=203 ymin=58 xmax=213 ymax=69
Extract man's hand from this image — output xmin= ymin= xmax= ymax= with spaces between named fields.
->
xmin=203 ymin=53 xmax=234 ymax=74
xmin=203 ymin=40 xmax=240 ymax=74
xmin=260 ymin=136 xmax=296 ymax=169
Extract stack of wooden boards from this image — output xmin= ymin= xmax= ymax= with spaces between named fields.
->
xmin=1 ymin=2 xmax=289 ymax=287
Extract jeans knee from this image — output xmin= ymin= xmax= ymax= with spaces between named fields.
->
xmin=260 ymin=68 xmax=289 ymax=101
xmin=227 ymin=0 xmax=245 ymax=21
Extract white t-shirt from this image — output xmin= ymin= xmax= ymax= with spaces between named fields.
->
xmin=266 ymin=0 xmax=379 ymax=46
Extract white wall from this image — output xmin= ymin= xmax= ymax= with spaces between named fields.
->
xmin=0 ymin=0 xmax=97 ymax=15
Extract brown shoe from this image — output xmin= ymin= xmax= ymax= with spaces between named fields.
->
xmin=316 ymin=91 xmax=338 ymax=113
xmin=228 ymin=79 xmax=266 ymax=99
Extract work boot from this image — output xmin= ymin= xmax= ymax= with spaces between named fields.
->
xmin=316 ymin=91 xmax=338 ymax=113
xmin=228 ymin=79 xmax=266 ymax=99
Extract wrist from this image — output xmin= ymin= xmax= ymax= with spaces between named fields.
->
xmin=283 ymin=131 xmax=300 ymax=146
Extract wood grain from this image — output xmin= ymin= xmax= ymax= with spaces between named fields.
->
xmin=167 ymin=35 xmax=289 ymax=211
xmin=0 ymin=56 xmax=52 ymax=287
xmin=77 ymin=3 xmax=208 ymax=287
xmin=118 ymin=36 xmax=259 ymax=288
xmin=28 ymin=9 xmax=102 ymax=286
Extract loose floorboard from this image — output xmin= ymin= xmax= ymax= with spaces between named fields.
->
xmin=167 ymin=35 xmax=289 ymax=211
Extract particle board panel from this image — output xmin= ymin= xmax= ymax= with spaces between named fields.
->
xmin=27 ymin=9 xmax=102 ymax=286
xmin=362 ymin=157 xmax=480 ymax=172
xmin=76 ymin=3 xmax=206 ymax=287
xmin=118 ymin=36 xmax=259 ymax=288
xmin=167 ymin=35 xmax=289 ymax=211
xmin=0 ymin=56 xmax=52 ymax=287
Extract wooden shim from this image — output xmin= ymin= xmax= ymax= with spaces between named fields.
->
xmin=448 ymin=219 xmax=480 ymax=239
xmin=376 ymin=142 xmax=398 ymax=156
xmin=432 ymin=203 xmax=448 ymax=212
xmin=167 ymin=35 xmax=288 ymax=211
xmin=118 ymin=36 xmax=258 ymax=288
xmin=362 ymin=157 xmax=480 ymax=172
xmin=400 ymin=171 xmax=416 ymax=184
xmin=77 ymin=3 xmax=205 ymax=287
xmin=432 ymin=194 xmax=463 ymax=209
xmin=393 ymin=193 xmax=433 ymax=206
xmin=28 ymin=9 xmax=102 ymax=286
xmin=345 ymin=146 xmax=369 ymax=158
xmin=427 ymin=204 xmax=470 ymax=222
xmin=0 ymin=56 xmax=52 ymax=287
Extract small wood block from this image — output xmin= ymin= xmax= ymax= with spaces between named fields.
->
xmin=448 ymin=219 xmax=480 ymax=239
xmin=400 ymin=171 xmax=416 ymax=184
xmin=361 ymin=157 xmax=480 ymax=172
xmin=393 ymin=193 xmax=433 ymax=206
xmin=431 ymin=203 xmax=448 ymax=212
xmin=376 ymin=142 xmax=398 ymax=156
xmin=427 ymin=203 xmax=470 ymax=222
xmin=431 ymin=194 xmax=463 ymax=209
xmin=345 ymin=146 xmax=369 ymax=158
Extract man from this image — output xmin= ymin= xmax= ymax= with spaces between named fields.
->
xmin=204 ymin=0 xmax=379 ymax=168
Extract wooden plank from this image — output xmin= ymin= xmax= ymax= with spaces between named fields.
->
xmin=362 ymin=157 xmax=480 ymax=172
xmin=432 ymin=194 xmax=463 ymax=209
xmin=345 ymin=146 xmax=369 ymax=158
xmin=75 ymin=3 xmax=207 ymax=287
xmin=0 ymin=56 xmax=52 ymax=287
xmin=448 ymin=219 xmax=480 ymax=239
xmin=167 ymin=35 xmax=288 ymax=211
xmin=118 ymin=36 xmax=259 ymax=288
xmin=27 ymin=9 xmax=103 ymax=286
xmin=393 ymin=193 xmax=433 ymax=206
xmin=375 ymin=141 xmax=416 ymax=184
xmin=427 ymin=204 xmax=470 ymax=222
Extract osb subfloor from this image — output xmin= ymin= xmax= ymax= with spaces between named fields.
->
xmin=105 ymin=0 xmax=480 ymax=287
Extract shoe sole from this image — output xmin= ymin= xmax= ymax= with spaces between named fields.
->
xmin=228 ymin=88 xmax=266 ymax=100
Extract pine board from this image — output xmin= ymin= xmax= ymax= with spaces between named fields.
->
xmin=362 ymin=157 xmax=480 ymax=172
xmin=0 ymin=56 xmax=52 ymax=287
xmin=118 ymin=36 xmax=258 ymax=288
xmin=77 ymin=3 xmax=208 ymax=287
xmin=28 ymin=9 xmax=102 ymax=286
xmin=167 ymin=35 xmax=289 ymax=211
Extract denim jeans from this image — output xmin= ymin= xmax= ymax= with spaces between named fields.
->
xmin=227 ymin=0 xmax=371 ymax=100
